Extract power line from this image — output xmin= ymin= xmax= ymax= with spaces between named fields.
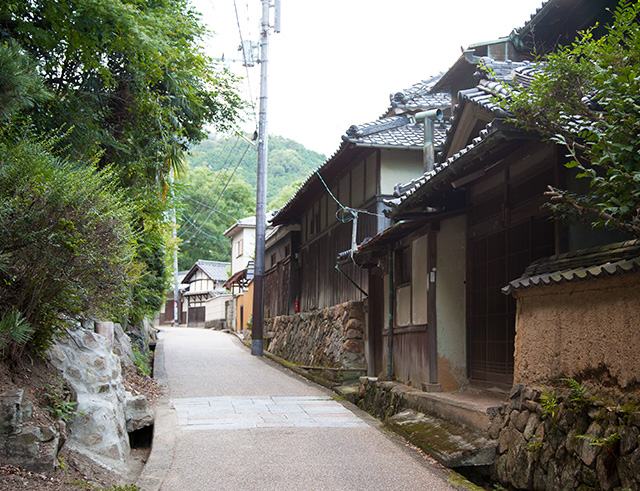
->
xmin=232 ymin=0 xmax=258 ymax=124
xmin=178 ymin=135 xmax=242 ymax=237
xmin=181 ymin=142 xmax=253 ymax=244
xmin=181 ymin=215 xmax=220 ymax=240
xmin=315 ymin=169 xmax=386 ymax=221
xmin=182 ymin=195 xmax=240 ymax=221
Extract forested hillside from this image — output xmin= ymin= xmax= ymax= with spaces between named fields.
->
xmin=176 ymin=135 xmax=324 ymax=267
xmin=187 ymin=135 xmax=325 ymax=201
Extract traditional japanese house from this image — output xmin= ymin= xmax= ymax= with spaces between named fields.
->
xmin=351 ymin=3 xmax=626 ymax=391
xmin=269 ymin=79 xmax=451 ymax=337
xmin=180 ymin=260 xmax=230 ymax=327
xmin=263 ymin=224 xmax=300 ymax=318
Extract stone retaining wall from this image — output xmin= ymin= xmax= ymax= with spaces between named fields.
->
xmin=490 ymin=383 xmax=640 ymax=490
xmin=265 ymin=301 xmax=365 ymax=369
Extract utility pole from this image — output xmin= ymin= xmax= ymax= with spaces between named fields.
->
xmin=251 ymin=0 xmax=280 ymax=356
xmin=170 ymin=168 xmax=180 ymax=326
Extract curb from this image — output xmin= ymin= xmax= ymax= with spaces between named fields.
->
xmin=136 ymin=334 xmax=177 ymax=491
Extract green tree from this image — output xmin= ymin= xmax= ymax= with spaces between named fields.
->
xmin=177 ymin=165 xmax=254 ymax=269
xmin=0 ymin=0 xmax=242 ymax=323
xmin=502 ymin=0 xmax=640 ymax=237
xmin=0 ymin=130 xmax=136 ymax=353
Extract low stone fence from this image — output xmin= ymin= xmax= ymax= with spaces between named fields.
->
xmin=490 ymin=382 xmax=640 ymax=490
xmin=265 ymin=301 xmax=365 ymax=370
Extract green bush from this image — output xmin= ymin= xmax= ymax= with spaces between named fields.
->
xmin=132 ymin=345 xmax=152 ymax=377
xmin=0 ymin=309 xmax=34 ymax=356
xmin=0 ymin=131 xmax=137 ymax=353
xmin=44 ymin=382 xmax=78 ymax=423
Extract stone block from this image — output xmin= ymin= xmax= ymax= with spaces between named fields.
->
xmin=0 ymin=389 xmax=24 ymax=433
xmin=125 ymin=393 xmax=154 ymax=432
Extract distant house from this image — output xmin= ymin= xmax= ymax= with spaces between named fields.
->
xmin=223 ymin=214 xmax=274 ymax=333
xmin=158 ymin=270 xmax=188 ymax=326
xmin=224 ymin=216 xmax=258 ymax=275
xmin=180 ymin=260 xmax=231 ymax=328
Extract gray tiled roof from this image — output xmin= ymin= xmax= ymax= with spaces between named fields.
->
xmin=195 ymin=260 xmax=230 ymax=282
xmin=386 ymin=60 xmax=545 ymax=210
xmin=342 ymin=115 xmax=449 ymax=150
xmin=503 ymin=240 xmax=640 ymax=294
xmin=389 ymin=76 xmax=451 ymax=113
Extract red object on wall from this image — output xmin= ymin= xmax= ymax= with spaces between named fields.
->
xmin=294 ymin=298 xmax=300 ymax=313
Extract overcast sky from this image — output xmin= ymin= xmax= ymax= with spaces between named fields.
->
xmin=192 ymin=0 xmax=544 ymax=155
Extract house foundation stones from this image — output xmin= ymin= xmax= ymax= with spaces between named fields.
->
xmin=265 ymin=301 xmax=365 ymax=369
xmin=491 ymin=383 xmax=640 ymax=490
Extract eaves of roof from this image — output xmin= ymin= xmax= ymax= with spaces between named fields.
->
xmin=509 ymin=0 xmax=553 ymax=48
xmin=385 ymin=121 xmax=525 ymax=212
xmin=182 ymin=260 xmax=229 ymax=284
xmin=347 ymin=218 xmax=432 ymax=265
xmin=503 ymin=240 xmax=640 ymax=294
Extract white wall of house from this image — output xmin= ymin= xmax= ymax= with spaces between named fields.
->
xmin=436 ymin=215 xmax=467 ymax=388
xmin=379 ymin=149 xmax=423 ymax=195
xmin=189 ymin=270 xmax=216 ymax=293
xmin=206 ymin=294 xmax=233 ymax=322
xmin=230 ymin=227 xmax=256 ymax=275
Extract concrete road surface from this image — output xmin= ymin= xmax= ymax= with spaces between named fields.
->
xmin=139 ymin=328 xmax=456 ymax=491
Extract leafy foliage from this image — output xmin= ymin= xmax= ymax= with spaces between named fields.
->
xmin=188 ymin=135 xmax=324 ymax=202
xmin=44 ymin=382 xmax=78 ymax=422
xmin=563 ymin=377 xmax=589 ymax=408
xmin=269 ymin=178 xmax=305 ymax=210
xmin=177 ymin=165 xmax=254 ymax=268
xmin=0 ymin=41 xmax=49 ymax=122
xmin=0 ymin=309 xmax=34 ymax=357
xmin=503 ymin=0 xmax=640 ymax=237
xmin=540 ymin=390 xmax=559 ymax=420
xmin=132 ymin=345 xmax=152 ymax=377
xmin=0 ymin=1 xmax=241 ymax=335
xmin=576 ymin=432 xmax=620 ymax=448
xmin=0 ymin=131 xmax=137 ymax=351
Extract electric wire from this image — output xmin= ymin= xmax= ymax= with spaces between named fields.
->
xmin=314 ymin=169 xmax=386 ymax=222
xmin=232 ymin=0 xmax=258 ymax=124
xmin=181 ymin=142 xmax=253 ymax=244
xmin=178 ymin=135 xmax=241 ymax=237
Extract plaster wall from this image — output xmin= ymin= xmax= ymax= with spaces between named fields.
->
xmin=514 ymin=272 xmax=640 ymax=388
xmin=235 ymin=282 xmax=254 ymax=332
xmin=379 ymin=149 xmax=423 ymax=195
xmin=205 ymin=294 xmax=232 ymax=322
xmin=396 ymin=286 xmax=411 ymax=327
xmin=436 ymin=215 xmax=467 ymax=391
xmin=230 ymin=227 xmax=256 ymax=275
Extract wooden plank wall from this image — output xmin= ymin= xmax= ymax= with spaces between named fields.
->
xmin=299 ymin=205 xmax=378 ymax=311
xmin=264 ymin=258 xmax=293 ymax=318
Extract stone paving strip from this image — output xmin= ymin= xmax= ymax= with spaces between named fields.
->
xmin=171 ymin=395 xmax=367 ymax=430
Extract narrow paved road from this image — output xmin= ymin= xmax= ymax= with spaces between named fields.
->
xmin=145 ymin=328 xmax=455 ymax=491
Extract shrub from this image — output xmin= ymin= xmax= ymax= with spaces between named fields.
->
xmin=0 ymin=130 xmax=137 ymax=354
xmin=132 ymin=345 xmax=152 ymax=377
xmin=0 ymin=309 xmax=34 ymax=357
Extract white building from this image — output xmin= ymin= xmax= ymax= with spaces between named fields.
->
xmin=180 ymin=260 xmax=231 ymax=328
